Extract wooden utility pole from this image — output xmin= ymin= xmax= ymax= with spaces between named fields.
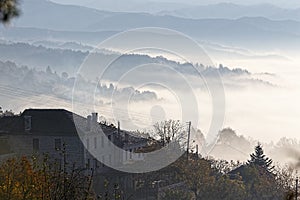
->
xmin=186 ymin=121 xmax=191 ymax=162
xmin=296 ymin=177 xmax=299 ymax=200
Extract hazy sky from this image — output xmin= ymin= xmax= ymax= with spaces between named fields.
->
xmin=50 ymin=0 xmax=300 ymax=9
xmin=1 ymin=0 xmax=299 ymax=144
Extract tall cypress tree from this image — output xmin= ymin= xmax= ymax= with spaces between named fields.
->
xmin=248 ymin=143 xmax=274 ymax=172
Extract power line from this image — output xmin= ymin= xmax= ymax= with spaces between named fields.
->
xmin=0 ymin=84 xmax=171 ymax=123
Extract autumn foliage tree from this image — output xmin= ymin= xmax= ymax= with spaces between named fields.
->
xmin=0 ymin=153 xmax=94 ymax=200
xmin=0 ymin=156 xmax=43 ymax=200
xmin=165 ymin=154 xmax=246 ymax=200
xmin=159 ymin=144 xmax=295 ymax=200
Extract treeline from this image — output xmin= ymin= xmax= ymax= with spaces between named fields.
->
xmin=0 ymin=61 xmax=158 ymax=105
xmin=134 ymin=143 xmax=296 ymax=200
xmin=0 ymin=42 xmax=250 ymax=78
xmin=0 ymin=144 xmax=95 ymax=200
xmin=0 ymin=43 xmax=86 ymax=74
xmin=0 ymin=143 xmax=296 ymax=200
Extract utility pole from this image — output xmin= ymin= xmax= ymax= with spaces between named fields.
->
xmin=296 ymin=177 xmax=299 ymax=200
xmin=163 ymin=124 xmax=166 ymax=147
xmin=186 ymin=121 xmax=191 ymax=162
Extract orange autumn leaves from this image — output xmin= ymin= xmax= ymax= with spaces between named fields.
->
xmin=0 ymin=155 xmax=93 ymax=200
xmin=0 ymin=156 xmax=47 ymax=200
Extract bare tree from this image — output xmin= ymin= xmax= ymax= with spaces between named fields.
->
xmin=153 ymin=120 xmax=186 ymax=147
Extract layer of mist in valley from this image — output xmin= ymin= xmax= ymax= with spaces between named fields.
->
xmin=1 ymin=0 xmax=300 ymax=168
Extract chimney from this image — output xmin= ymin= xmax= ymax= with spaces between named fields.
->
xmin=91 ymin=112 xmax=98 ymax=123
xmin=87 ymin=115 xmax=91 ymax=131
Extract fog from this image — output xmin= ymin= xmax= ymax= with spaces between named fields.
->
xmin=1 ymin=0 xmax=300 ymax=165
xmin=2 ymin=50 xmax=299 ymax=144
xmin=51 ymin=0 xmax=300 ymax=9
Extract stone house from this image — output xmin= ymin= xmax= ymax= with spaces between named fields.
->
xmin=0 ymin=108 xmax=148 ymax=173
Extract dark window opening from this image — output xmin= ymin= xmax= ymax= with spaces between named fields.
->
xmin=87 ymin=158 xmax=90 ymax=169
xmin=54 ymin=138 xmax=61 ymax=150
xmin=33 ymin=138 xmax=39 ymax=152
xmin=86 ymin=138 xmax=90 ymax=150
xmin=94 ymin=137 xmax=97 ymax=149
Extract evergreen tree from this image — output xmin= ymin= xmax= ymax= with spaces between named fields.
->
xmin=46 ymin=66 xmax=53 ymax=74
xmin=0 ymin=0 xmax=19 ymax=23
xmin=248 ymin=143 xmax=274 ymax=172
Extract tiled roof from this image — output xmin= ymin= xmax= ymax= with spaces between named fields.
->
xmin=0 ymin=109 xmax=84 ymax=136
xmin=0 ymin=109 xmax=150 ymax=147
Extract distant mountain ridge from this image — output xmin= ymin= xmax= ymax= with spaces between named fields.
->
xmin=50 ymin=0 xmax=300 ymax=18
xmin=5 ymin=0 xmax=300 ymax=52
xmin=0 ymin=42 xmax=250 ymax=77
xmin=13 ymin=0 xmax=117 ymax=31
xmin=158 ymin=3 xmax=300 ymax=21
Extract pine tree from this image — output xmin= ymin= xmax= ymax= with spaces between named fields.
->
xmin=46 ymin=66 xmax=53 ymax=74
xmin=0 ymin=0 xmax=20 ymax=23
xmin=248 ymin=143 xmax=274 ymax=172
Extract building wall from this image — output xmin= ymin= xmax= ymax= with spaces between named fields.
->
xmin=85 ymin=131 xmax=124 ymax=172
xmin=7 ymin=134 xmax=86 ymax=169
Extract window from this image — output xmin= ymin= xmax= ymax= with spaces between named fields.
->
xmin=33 ymin=138 xmax=39 ymax=152
xmin=108 ymin=135 xmax=111 ymax=146
xmin=24 ymin=116 xmax=32 ymax=132
xmin=86 ymin=138 xmax=90 ymax=150
xmin=94 ymin=137 xmax=97 ymax=149
xmin=109 ymin=154 xmax=112 ymax=165
xmin=54 ymin=139 xmax=61 ymax=150
xmin=102 ymin=155 xmax=105 ymax=167
xmin=129 ymin=149 xmax=132 ymax=159
xmin=87 ymin=158 xmax=90 ymax=169
xmin=94 ymin=159 xmax=98 ymax=168
xmin=56 ymin=158 xmax=62 ymax=170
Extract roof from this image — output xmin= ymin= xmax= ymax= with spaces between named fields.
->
xmin=0 ymin=109 xmax=84 ymax=136
xmin=228 ymin=164 xmax=275 ymax=181
xmin=228 ymin=165 xmax=247 ymax=176
xmin=0 ymin=108 xmax=151 ymax=149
